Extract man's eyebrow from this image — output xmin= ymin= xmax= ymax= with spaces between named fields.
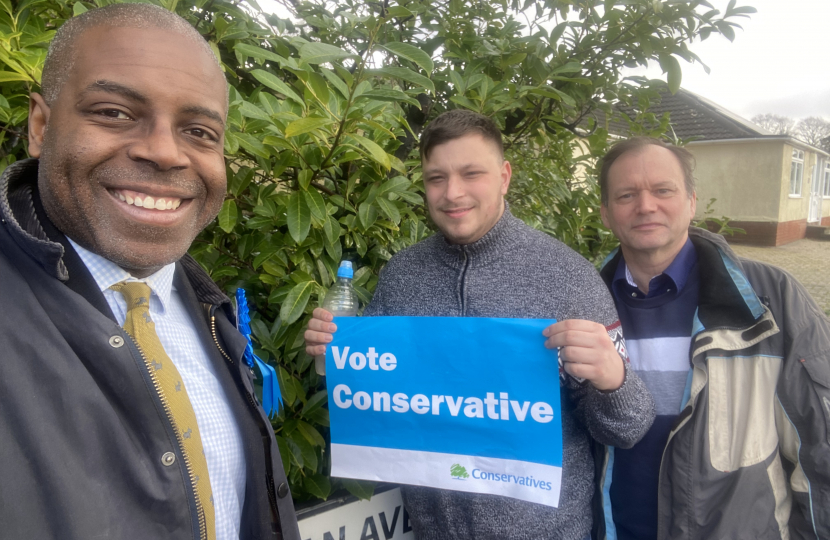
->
xmin=80 ymin=80 xmax=148 ymax=103
xmin=182 ymin=105 xmax=226 ymax=127
xmin=424 ymin=163 xmax=482 ymax=175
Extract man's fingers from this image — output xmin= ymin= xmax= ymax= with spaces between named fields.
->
xmin=312 ymin=307 xmax=334 ymax=321
xmin=305 ymin=343 xmax=327 ymax=357
xmin=308 ymin=317 xmax=337 ymax=334
xmin=559 ymin=345 xmax=604 ymax=366
xmin=545 ymin=329 xmax=607 ymax=350
xmin=543 ymin=319 xmax=602 ymax=337
xmin=304 ymin=309 xmax=336 ymax=357
xmin=563 ymin=361 xmax=597 ymax=381
xmin=304 ymin=328 xmax=333 ymax=345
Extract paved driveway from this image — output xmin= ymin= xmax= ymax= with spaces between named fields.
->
xmin=729 ymin=239 xmax=830 ymax=314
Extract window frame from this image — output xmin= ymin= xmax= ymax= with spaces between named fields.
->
xmin=824 ymin=161 xmax=830 ymax=198
xmin=790 ymin=148 xmax=804 ymax=197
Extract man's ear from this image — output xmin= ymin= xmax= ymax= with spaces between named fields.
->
xmin=500 ymin=160 xmax=512 ymax=195
xmin=28 ymin=93 xmax=50 ymax=158
xmin=600 ymin=203 xmax=610 ymax=229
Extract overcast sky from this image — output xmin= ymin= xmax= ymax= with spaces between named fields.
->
xmin=627 ymin=0 xmax=830 ymax=122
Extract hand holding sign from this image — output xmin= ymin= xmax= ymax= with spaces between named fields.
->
xmin=542 ymin=319 xmax=625 ymax=391
xmin=305 ymin=307 xmax=336 ymax=357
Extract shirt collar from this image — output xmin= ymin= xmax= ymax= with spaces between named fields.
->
xmin=67 ymin=238 xmax=176 ymax=312
xmin=613 ymin=238 xmax=697 ymax=299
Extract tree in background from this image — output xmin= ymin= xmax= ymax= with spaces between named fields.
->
xmin=794 ymin=116 xmax=830 ymax=147
xmin=751 ymin=113 xmax=795 ymax=135
xmin=751 ymin=113 xmax=830 ymax=148
xmin=0 ymin=0 xmax=752 ymax=503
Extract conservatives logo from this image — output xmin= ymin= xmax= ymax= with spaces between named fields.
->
xmin=471 ymin=468 xmax=554 ymax=491
xmin=450 ymin=464 xmax=469 ymax=480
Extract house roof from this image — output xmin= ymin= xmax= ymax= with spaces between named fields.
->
xmin=590 ymin=87 xmax=770 ymax=140
xmin=582 ymin=87 xmax=828 ymax=156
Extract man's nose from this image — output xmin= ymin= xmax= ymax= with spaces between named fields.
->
xmin=635 ymin=192 xmax=657 ymax=213
xmin=127 ymin=120 xmax=190 ymax=171
xmin=445 ymin=175 xmax=464 ymax=200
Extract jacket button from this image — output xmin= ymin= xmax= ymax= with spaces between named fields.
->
xmin=109 ymin=336 xmax=125 ymax=348
xmin=161 ymin=452 xmax=176 ymax=466
xmin=277 ymin=482 xmax=289 ymax=498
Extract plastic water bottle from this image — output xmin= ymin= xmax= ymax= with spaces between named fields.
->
xmin=315 ymin=260 xmax=358 ymax=375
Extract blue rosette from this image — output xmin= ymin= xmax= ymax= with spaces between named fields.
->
xmin=235 ymin=288 xmax=282 ymax=418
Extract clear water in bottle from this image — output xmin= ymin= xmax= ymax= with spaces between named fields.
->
xmin=315 ymin=260 xmax=358 ymax=375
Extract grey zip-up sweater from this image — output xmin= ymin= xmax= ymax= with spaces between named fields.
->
xmin=364 ymin=207 xmax=655 ymax=540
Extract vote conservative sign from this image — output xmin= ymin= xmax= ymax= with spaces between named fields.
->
xmin=326 ymin=316 xmax=564 ymax=508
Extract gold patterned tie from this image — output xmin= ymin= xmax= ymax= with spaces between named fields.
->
xmin=111 ymin=281 xmax=215 ymax=540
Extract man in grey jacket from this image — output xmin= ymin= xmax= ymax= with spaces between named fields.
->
xmin=305 ymin=109 xmax=655 ymax=540
xmin=594 ymin=137 xmax=830 ymax=540
xmin=0 ymin=4 xmax=299 ymax=539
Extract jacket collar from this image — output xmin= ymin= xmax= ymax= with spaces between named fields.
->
xmin=434 ymin=202 xmax=524 ymax=267
xmin=0 ymin=158 xmax=230 ymax=308
xmin=600 ymin=227 xmax=763 ymax=329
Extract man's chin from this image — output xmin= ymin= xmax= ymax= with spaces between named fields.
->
xmin=91 ymin=240 xmax=190 ymax=278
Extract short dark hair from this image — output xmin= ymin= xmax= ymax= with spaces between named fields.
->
xmin=419 ymin=109 xmax=504 ymax=161
xmin=599 ymin=137 xmax=696 ymax=205
xmin=41 ymin=3 xmax=225 ymax=106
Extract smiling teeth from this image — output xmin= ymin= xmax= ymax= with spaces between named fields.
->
xmin=114 ymin=190 xmax=181 ymax=211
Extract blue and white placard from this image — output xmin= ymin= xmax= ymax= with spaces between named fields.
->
xmin=326 ymin=316 xmax=563 ymax=508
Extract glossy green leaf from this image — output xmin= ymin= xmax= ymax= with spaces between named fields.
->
xmin=319 ymin=67 xmax=350 ymax=98
xmin=299 ymin=42 xmax=354 ymax=64
xmin=371 ymin=66 xmax=435 ymax=95
xmin=275 ymin=435 xmax=290 ymax=473
xmin=238 ymin=101 xmax=271 ymax=121
xmin=278 ymin=366 xmax=298 ymax=406
xmin=217 ymin=199 xmax=238 ymax=233
xmin=376 ymin=197 xmax=401 ymax=224
xmin=349 ymin=134 xmax=391 ymax=170
xmin=234 ymin=43 xmax=288 ymax=65
xmin=358 ymin=202 xmax=378 ymax=230
xmin=234 ymin=132 xmax=271 ymax=159
xmin=381 ymin=42 xmax=434 ymax=74
xmin=286 ymin=191 xmax=311 ymax=243
xmin=303 ymin=189 xmax=326 ymax=221
xmin=341 ymin=479 xmax=375 ymax=500
xmin=296 ymin=420 xmax=326 ymax=447
xmin=251 ymin=69 xmax=304 ymax=107
xmin=360 ymin=88 xmax=421 ymax=108
xmin=323 ymin=214 xmax=341 ymax=245
xmin=378 ymin=176 xmax=411 ymax=195
xmin=0 ymin=71 xmax=34 ymax=83
xmin=306 ymin=72 xmax=331 ymax=104
xmin=352 ymin=232 xmax=367 ymax=257
xmin=659 ymin=54 xmax=682 ymax=94
xmin=279 ymin=280 xmax=315 ymax=324
xmin=304 ymin=474 xmax=332 ymax=500
xmin=284 ymin=436 xmax=303 ymax=468
xmin=292 ymin=433 xmax=317 ymax=471
xmin=285 ymin=117 xmax=333 ymax=138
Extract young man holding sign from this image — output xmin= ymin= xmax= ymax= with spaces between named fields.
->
xmin=305 ymin=110 xmax=654 ymax=540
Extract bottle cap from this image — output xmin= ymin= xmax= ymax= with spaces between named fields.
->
xmin=337 ymin=260 xmax=354 ymax=279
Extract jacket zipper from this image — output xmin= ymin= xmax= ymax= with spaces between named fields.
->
xmin=208 ymin=304 xmax=281 ymax=526
xmin=460 ymin=249 xmax=470 ymax=316
xmin=129 ymin=336 xmax=207 ymax=540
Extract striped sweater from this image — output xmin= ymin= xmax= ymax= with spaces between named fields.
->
xmin=606 ymin=240 xmax=699 ymax=540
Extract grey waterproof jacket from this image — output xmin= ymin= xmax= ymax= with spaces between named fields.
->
xmin=595 ymin=227 xmax=830 ymax=540
xmin=0 ymin=159 xmax=301 ymax=540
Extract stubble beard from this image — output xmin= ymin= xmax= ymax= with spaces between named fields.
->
xmin=37 ymin=140 xmax=220 ymax=276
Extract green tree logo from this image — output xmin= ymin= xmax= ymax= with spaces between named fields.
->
xmin=450 ymin=464 xmax=470 ymax=479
